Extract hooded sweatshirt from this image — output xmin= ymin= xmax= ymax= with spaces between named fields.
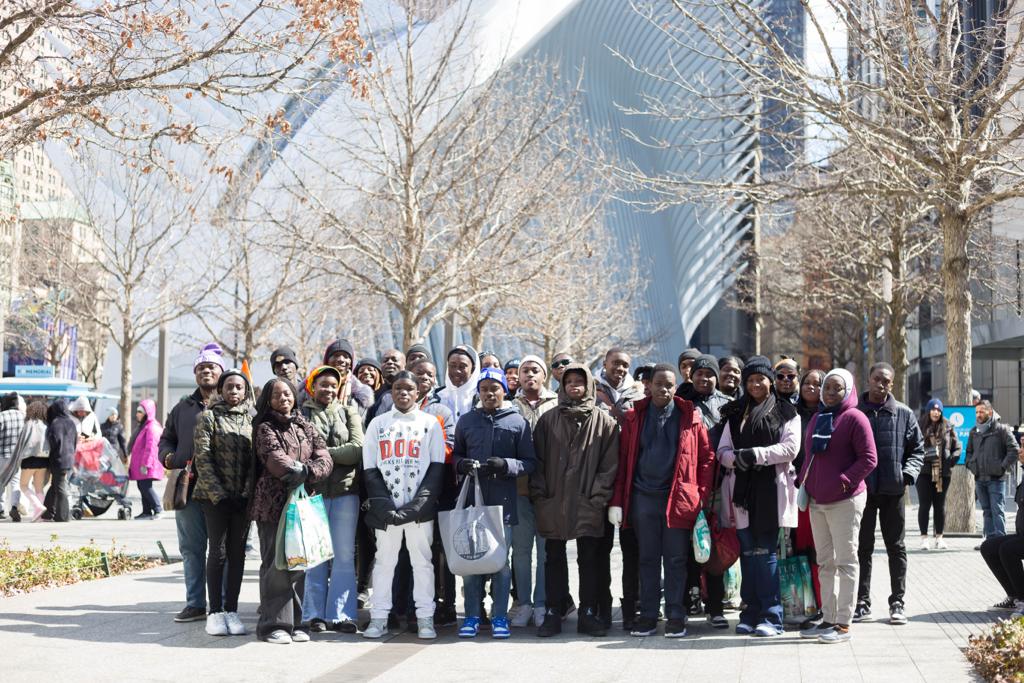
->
xmin=128 ymin=399 xmax=164 ymax=481
xmin=595 ymin=367 xmax=645 ymax=424
xmin=434 ymin=344 xmax=481 ymax=425
xmin=45 ymin=400 xmax=78 ymax=471
xmin=69 ymin=396 xmax=101 ymax=439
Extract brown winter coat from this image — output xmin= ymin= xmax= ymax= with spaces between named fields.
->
xmin=530 ymin=364 xmax=619 ymax=540
xmin=248 ymin=411 xmax=332 ymax=523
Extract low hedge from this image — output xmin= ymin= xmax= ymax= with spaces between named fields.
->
xmin=0 ymin=538 xmax=159 ymax=596
xmin=966 ymin=616 xmax=1024 ymax=682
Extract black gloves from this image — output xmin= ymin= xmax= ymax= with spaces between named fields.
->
xmin=456 ymin=459 xmax=478 ymax=475
xmin=903 ymin=473 xmax=915 ymax=487
xmin=734 ymin=448 xmax=756 ymax=472
xmin=483 ymin=457 xmax=509 ymax=476
xmin=281 ymin=461 xmax=309 ymax=488
xmin=389 ymin=508 xmax=416 ymax=526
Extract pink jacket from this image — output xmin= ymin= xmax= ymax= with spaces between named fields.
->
xmin=129 ymin=400 xmax=165 ymax=481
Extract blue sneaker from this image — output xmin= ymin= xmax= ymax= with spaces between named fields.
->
xmin=491 ymin=617 xmax=511 ymax=639
xmin=735 ymin=622 xmax=755 ymax=635
xmin=458 ymin=617 xmax=480 ymax=638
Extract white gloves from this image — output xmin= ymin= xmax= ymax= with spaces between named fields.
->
xmin=608 ymin=506 xmax=623 ymax=527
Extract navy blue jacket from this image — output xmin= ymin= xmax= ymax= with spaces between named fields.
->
xmin=858 ymin=393 xmax=924 ymax=496
xmin=452 ymin=404 xmax=536 ymax=525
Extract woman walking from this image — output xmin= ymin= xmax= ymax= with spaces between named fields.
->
xmin=250 ymin=378 xmax=332 ymax=644
xmin=128 ymin=399 xmax=164 ymax=520
xmin=193 ymin=370 xmax=254 ymax=637
xmin=42 ymin=400 xmax=77 ymax=522
xmin=798 ymin=369 xmax=877 ymax=644
xmin=718 ymin=355 xmax=800 ymax=638
xmin=15 ymin=401 xmax=48 ymax=520
xmin=916 ymin=399 xmax=960 ymax=551
xmin=300 ymin=366 xmax=364 ymax=634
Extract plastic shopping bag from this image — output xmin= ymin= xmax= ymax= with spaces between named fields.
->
xmin=438 ymin=472 xmax=507 ymax=576
xmin=274 ymin=486 xmax=334 ymax=571
xmin=692 ymin=510 xmax=712 ymax=563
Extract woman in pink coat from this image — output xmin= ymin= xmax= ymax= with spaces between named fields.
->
xmin=129 ymin=399 xmax=164 ymax=519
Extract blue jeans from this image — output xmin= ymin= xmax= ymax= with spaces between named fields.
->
xmin=176 ymin=498 xmax=209 ymax=609
xmin=737 ymin=526 xmax=783 ymax=627
xmin=302 ymin=494 xmax=359 ymax=623
xmin=511 ymin=495 xmax=545 ymax=610
xmin=977 ymin=479 xmax=1007 ymax=538
xmin=464 ymin=524 xmax=513 ymax=620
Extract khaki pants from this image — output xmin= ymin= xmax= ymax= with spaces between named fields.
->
xmin=809 ymin=491 xmax=866 ymax=626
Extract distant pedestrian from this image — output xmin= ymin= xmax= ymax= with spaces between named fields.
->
xmin=966 ymin=400 xmax=1020 ymax=539
xmin=42 ymin=399 xmax=77 ymax=523
xmin=69 ymin=395 xmax=101 ymax=440
xmin=101 ymin=408 xmax=127 ymax=461
xmin=916 ymin=399 xmax=960 ymax=551
xmin=15 ymin=401 xmax=48 ymax=521
xmin=0 ymin=392 xmax=25 ymax=520
xmin=128 ymin=399 xmax=164 ymax=520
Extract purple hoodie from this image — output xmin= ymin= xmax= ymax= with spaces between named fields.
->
xmin=798 ymin=383 xmax=877 ymax=504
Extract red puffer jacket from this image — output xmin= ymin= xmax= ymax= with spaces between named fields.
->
xmin=611 ymin=395 xmax=714 ymax=530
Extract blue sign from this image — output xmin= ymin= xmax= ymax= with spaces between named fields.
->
xmin=943 ymin=406 xmax=975 ymax=465
xmin=15 ymin=364 xmax=55 ymax=378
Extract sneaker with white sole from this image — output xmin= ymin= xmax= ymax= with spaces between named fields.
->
xmin=735 ymin=622 xmax=755 ymax=635
xmin=800 ymin=621 xmax=835 ymax=639
xmin=754 ymin=622 xmax=782 ymax=637
xmin=205 ymin=612 xmax=228 ymax=636
xmin=291 ymin=630 xmax=310 ymax=642
xmin=706 ymin=614 xmax=729 ymax=629
xmin=363 ymin=618 xmax=388 ymax=639
xmin=935 ymin=536 xmax=948 ymax=550
xmin=534 ymin=606 xmax=546 ymax=627
xmin=459 ymin=616 xmax=480 ymax=638
xmin=1011 ymin=601 xmax=1024 ymax=619
xmin=491 ymin=617 xmax=511 ymax=639
xmin=818 ymin=624 xmax=852 ymax=644
xmin=852 ymin=603 xmax=871 ymax=622
xmin=417 ymin=617 xmax=437 ymax=640
xmin=919 ymin=536 xmax=930 ymax=551
xmin=994 ymin=596 xmax=1018 ymax=609
xmin=264 ymin=629 xmax=291 ymax=644
xmin=224 ymin=612 xmax=246 ymax=636
xmin=510 ymin=604 xmax=533 ymax=628
xmin=889 ymin=602 xmax=908 ymax=625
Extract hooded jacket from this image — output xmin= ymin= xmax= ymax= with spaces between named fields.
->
xmin=512 ymin=387 xmax=558 ymax=496
xmin=799 ymin=386 xmax=878 ymax=505
xmin=128 ymin=399 xmax=164 ymax=481
xmin=530 ymin=364 xmax=619 ymax=540
xmin=611 ymin=395 xmax=715 ymax=530
xmin=302 ymin=398 xmax=364 ymax=497
xmin=69 ymin=396 xmax=101 ymax=439
xmin=45 ymin=400 xmax=78 ymax=471
xmin=192 ymin=399 xmax=253 ymax=505
xmin=966 ymin=416 xmax=1020 ymax=481
xmin=434 ymin=344 xmax=481 ymax=426
xmin=249 ymin=412 xmax=333 ymax=523
xmin=595 ymin=368 xmax=645 ymax=425
xmin=452 ymin=399 xmax=536 ymax=526
xmin=858 ymin=392 xmax=924 ymax=495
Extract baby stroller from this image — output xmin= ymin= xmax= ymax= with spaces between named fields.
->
xmin=69 ymin=438 xmax=133 ymax=520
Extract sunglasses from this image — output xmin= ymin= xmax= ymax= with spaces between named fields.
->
xmin=776 ymin=372 xmax=798 ymax=381
xmin=551 ymin=359 xmax=572 ymax=369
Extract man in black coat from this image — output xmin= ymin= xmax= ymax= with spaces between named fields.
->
xmin=41 ymin=400 xmax=77 ymax=522
xmin=855 ymin=362 xmax=924 ymax=626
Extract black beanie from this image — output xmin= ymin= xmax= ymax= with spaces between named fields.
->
xmin=406 ymin=343 xmax=431 ymax=361
xmin=354 ymin=357 xmax=381 ymax=373
xmin=692 ymin=354 xmax=719 ymax=382
xmin=741 ymin=355 xmax=773 ymax=385
xmin=448 ymin=346 xmax=476 ymax=370
xmin=677 ymin=348 xmax=701 ymax=367
xmin=270 ymin=346 xmax=298 ymax=371
xmin=323 ymin=338 xmax=355 ymax=365
xmin=503 ymin=358 xmax=521 ymax=372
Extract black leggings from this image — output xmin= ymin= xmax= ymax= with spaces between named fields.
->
xmin=137 ymin=479 xmax=161 ymax=516
xmin=916 ymin=473 xmax=950 ymax=535
xmin=980 ymin=533 xmax=1024 ymax=600
xmin=201 ymin=500 xmax=249 ymax=613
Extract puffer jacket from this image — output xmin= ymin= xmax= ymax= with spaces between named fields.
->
xmin=302 ymin=399 xmax=363 ymax=497
xmin=249 ymin=412 xmax=332 ymax=522
xmin=128 ymin=399 xmax=164 ymax=481
xmin=512 ymin=388 xmax=558 ymax=496
xmin=530 ymin=364 xmax=619 ymax=540
xmin=45 ymin=400 xmax=77 ymax=471
xmin=452 ymin=403 xmax=536 ymax=526
xmin=192 ymin=400 xmax=253 ymax=505
xmin=966 ymin=418 xmax=1020 ymax=481
xmin=858 ymin=393 xmax=924 ymax=496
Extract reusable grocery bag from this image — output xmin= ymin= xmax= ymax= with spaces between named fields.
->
xmin=274 ymin=486 xmax=333 ymax=571
xmin=438 ymin=471 xmax=507 ymax=576
xmin=692 ymin=510 xmax=712 ymax=563
xmin=778 ymin=530 xmax=816 ymax=623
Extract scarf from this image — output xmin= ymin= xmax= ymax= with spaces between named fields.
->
xmin=811 ymin=411 xmax=835 ymax=454
xmin=977 ymin=418 xmax=994 ymax=435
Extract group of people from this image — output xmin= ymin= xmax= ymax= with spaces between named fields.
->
xmin=2 ymin=337 xmax=1022 ymax=647
xmin=0 ymin=393 xmax=165 ymax=523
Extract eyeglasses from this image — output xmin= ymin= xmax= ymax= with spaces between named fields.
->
xmin=776 ymin=373 xmax=798 ymax=381
xmin=551 ymin=359 xmax=572 ymax=369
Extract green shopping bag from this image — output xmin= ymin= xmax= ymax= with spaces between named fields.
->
xmin=692 ymin=510 xmax=712 ymax=563
xmin=778 ymin=529 xmax=816 ymax=623
xmin=274 ymin=486 xmax=333 ymax=571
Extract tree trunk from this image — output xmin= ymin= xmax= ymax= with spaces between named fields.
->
xmin=119 ymin=344 xmax=133 ymax=435
xmin=940 ymin=209 xmax=976 ymax=534
xmin=887 ymin=307 xmax=909 ymax=404
xmin=401 ymin=307 xmax=417 ymax=355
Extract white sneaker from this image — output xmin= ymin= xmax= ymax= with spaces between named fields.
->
xmin=510 ymin=604 xmax=533 ymax=627
xmin=291 ymin=630 xmax=310 ymax=643
xmin=533 ymin=606 xmax=546 ymax=627
xmin=224 ymin=612 xmax=246 ymax=636
xmin=264 ymin=629 xmax=291 ymax=644
xmin=205 ymin=612 xmax=228 ymax=636
xmin=417 ymin=617 xmax=437 ymax=639
xmin=363 ymin=618 xmax=388 ymax=639
xmin=919 ymin=536 xmax=929 ymax=551
xmin=935 ymin=536 xmax=948 ymax=550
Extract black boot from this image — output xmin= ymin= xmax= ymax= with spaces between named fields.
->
xmin=621 ymin=600 xmax=637 ymax=631
xmin=537 ymin=610 xmax=562 ymax=637
xmin=9 ymin=506 xmax=21 ymax=523
xmin=599 ymin=595 xmax=613 ymax=630
xmin=578 ymin=608 xmax=607 ymax=637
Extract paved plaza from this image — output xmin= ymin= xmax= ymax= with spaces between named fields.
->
xmin=0 ymin=484 xmax=1013 ymax=682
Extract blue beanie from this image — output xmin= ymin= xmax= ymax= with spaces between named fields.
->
xmin=926 ymin=398 xmax=943 ymax=413
xmin=478 ymin=367 xmax=508 ymax=393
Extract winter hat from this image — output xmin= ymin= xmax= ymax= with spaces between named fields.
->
xmin=406 ymin=343 xmax=432 ymax=361
xmin=270 ymin=346 xmax=298 ymax=371
xmin=926 ymin=398 xmax=944 ymax=413
xmin=634 ymin=365 xmax=654 ymax=383
xmin=677 ymin=348 xmax=701 ymax=367
xmin=106 ymin=407 xmax=118 ymax=419
xmin=692 ymin=354 xmax=720 ymax=382
xmin=503 ymin=358 xmax=521 ymax=372
xmin=774 ymin=357 xmax=799 ymax=372
xmin=355 ymin=357 xmax=381 ymax=373
xmin=823 ymin=368 xmax=855 ymax=395
xmin=69 ymin=395 xmax=92 ymax=413
xmin=719 ymin=355 xmax=745 ymax=370
xmin=478 ymin=366 xmax=509 ymax=393
xmin=448 ymin=345 xmax=477 ymax=370
xmin=194 ymin=342 xmax=226 ymax=371
xmin=323 ymin=338 xmax=355 ymax=365
xmin=217 ymin=368 xmax=252 ymax=393
xmin=519 ymin=354 xmax=547 ymax=378
xmin=741 ymin=355 xmax=773 ymax=385
xmin=305 ymin=365 xmax=342 ymax=397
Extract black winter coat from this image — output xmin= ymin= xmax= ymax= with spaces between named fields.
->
xmin=858 ymin=393 xmax=925 ymax=496
xmin=158 ymin=389 xmax=211 ymax=469
xmin=101 ymin=420 xmax=127 ymax=459
xmin=45 ymin=401 xmax=77 ymax=471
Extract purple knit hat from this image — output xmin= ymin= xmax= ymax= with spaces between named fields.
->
xmin=194 ymin=342 xmax=226 ymax=371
